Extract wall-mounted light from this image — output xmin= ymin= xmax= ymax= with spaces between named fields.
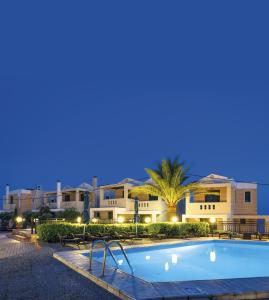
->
xmin=118 ymin=216 xmax=124 ymax=223
xmin=171 ymin=216 xmax=178 ymax=223
xmin=144 ymin=217 xmax=151 ymax=224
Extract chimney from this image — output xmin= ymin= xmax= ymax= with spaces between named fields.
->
xmin=5 ymin=184 xmax=10 ymax=203
xmin=56 ymin=180 xmax=62 ymax=209
xmin=92 ymin=176 xmax=99 ymax=207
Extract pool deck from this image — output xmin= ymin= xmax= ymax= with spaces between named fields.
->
xmin=53 ymin=239 xmax=269 ymax=300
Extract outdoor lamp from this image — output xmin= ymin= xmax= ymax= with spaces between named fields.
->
xmin=16 ymin=216 xmax=23 ymax=223
xmin=171 ymin=216 xmax=178 ymax=223
xmin=92 ymin=218 xmax=98 ymax=223
xmin=77 ymin=216 xmax=82 ymax=224
xmin=144 ymin=217 xmax=151 ymax=224
xmin=118 ymin=216 xmax=124 ymax=223
xmin=210 ymin=217 xmax=216 ymax=224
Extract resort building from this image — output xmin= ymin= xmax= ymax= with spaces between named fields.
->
xmin=43 ymin=178 xmax=97 ymax=213
xmin=182 ymin=174 xmax=268 ymax=225
xmin=3 ymin=184 xmax=44 ymax=214
xmin=90 ymin=178 xmax=167 ymax=223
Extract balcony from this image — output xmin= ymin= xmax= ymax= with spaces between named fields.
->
xmin=186 ymin=201 xmax=230 ymax=215
xmin=100 ymin=198 xmax=127 ymax=208
xmin=3 ymin=203 xmax=16 ymax=211
xmin=100 ymin=198 xmax=166 ymax=212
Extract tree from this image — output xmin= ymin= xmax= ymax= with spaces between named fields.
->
xmin=131 ymin=157 xmax=200 ymax=221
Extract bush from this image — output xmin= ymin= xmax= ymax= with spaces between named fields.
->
xmin=147 ymin=222 xmax=209 ymax=238
xmin=0 ymin=212 xmax=13 ymax=230
xmin=37 ymin=222 xmax=209 ymax=242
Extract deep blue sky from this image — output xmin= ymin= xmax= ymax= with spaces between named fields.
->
xmin=1 ymin=1 xmax=269 ymax=212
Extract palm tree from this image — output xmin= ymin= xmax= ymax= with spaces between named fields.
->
xmin=131 ymin=157 xmax=200 ymax=221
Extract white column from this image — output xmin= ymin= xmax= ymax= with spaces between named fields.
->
xmin=75 ymin=189 xmax=79 ymax=202
xmin=5 ymin=184 xmax=9 ymax=206
xmin=123 ymin=185 xmax=128 ymax=199
xmin=92 ymin=176 xmax=98 ymax=207
xmin=56 ymin=180 xmax=62 ymax=209
xmin=152 ymin=213 xmax=157 ymax=223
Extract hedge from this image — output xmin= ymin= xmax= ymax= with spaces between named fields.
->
xmin=37 ymin=222 xmax=209 ymax=242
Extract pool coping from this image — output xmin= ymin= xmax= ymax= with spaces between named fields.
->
xmin=53 ymin=239 xmax=269 ymax=300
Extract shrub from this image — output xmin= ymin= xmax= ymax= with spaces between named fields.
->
xmin=37 ymin=222 xmax=209 ymax=242
xmin=147 ymin=222 xmax=209 ymax=238
xmin=0 ymin=212 xmax=13 ymax=230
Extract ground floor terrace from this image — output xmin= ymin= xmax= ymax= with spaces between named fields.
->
xmin=90 ymin=207 xmax=166 ymax=223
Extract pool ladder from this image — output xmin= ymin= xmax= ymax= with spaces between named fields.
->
xmin=89 ymin=240 xmax=133 ymax=276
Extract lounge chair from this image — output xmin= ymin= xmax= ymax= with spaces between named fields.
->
xmin=154 ymin=233 xmax=167 ymax=239
xmin=58 ymin=233 xmax=82 ymax=248
xmin=258 ymin=232 xmax=269 ymax=240
xmin=139 ymin=231 xmax=152 ymax=238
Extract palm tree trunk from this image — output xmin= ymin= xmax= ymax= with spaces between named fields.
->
xmin=167 ymin=205 xmax=177 ymax=221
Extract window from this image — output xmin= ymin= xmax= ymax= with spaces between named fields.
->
xmin=80 ymin=193 xmax=85 ymax=202
xmin=240 ymin=219 xmax=246 ymax=224
xmin=200 ymin=205 xmax=203 ymax=210
xmin=95 ymin=212 xmax=100 ymax=218
xmin=108 ymin=211 xmax=113 ymax=220
xmin=208 ymin=205 xmax=211 ymax=209
xmin=64 ymin=194 xmax=71 ymax=202
xmin=245 ymin=191 xmax=251 ymax=203
xmin=204 ymin=205 xmax=207 ymax=209
xmin=205 ymin=190 xmax=220 ymax=202
xmin=149 ymin=194 xmax=158 ymax=201
xmin=213 ymin=205 xmax=215 ymax=210
xmin=10 ymin=195 xmax=14 ymax=204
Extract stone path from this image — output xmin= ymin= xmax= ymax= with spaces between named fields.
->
xmin=0 ymin=233 xmax=119 ymax=300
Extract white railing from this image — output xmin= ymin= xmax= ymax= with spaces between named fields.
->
xmin=186 ymin=202 xmax=230 ymax=215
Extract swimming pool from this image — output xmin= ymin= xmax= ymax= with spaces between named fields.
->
xmin=85 ymin=240 xmax=269 ymax=282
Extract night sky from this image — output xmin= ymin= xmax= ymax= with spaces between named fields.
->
xmin=1 ymin=1 xmax=269 ymax=212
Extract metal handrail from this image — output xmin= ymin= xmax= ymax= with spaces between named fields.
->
xmin=89 ymin=239 xmax=133 ymax=276
xmin=108 ymin=240 xmax=133 ymax=274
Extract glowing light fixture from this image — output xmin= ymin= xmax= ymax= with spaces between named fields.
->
xmin=92 ymin=218 xmax=98 ymax=223
xmin=118 ymin=216 xmax=124 ymax=223
xmin=144 ymin=217 xmax=151 ymax=224
xmin=210 ymin=217 xmax=216 ymax=224
xmin=171 ymin=216 xmax=178 ymax=223
xmin=16 ymin=216 xmax=23 ymax=223
xmin=118 ymin=259 xmax=123 ymax=265
xmin=77 ymin=216 xmax=82 ymax=224
xmin=145 ymin=255 xmax=151 ymax=260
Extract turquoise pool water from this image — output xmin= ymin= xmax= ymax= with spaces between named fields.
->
xmin=85 ymin=240 xmax=269 ymax=282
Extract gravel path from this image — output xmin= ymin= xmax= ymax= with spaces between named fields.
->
xmin=0 ymin=233 xmax=119 ymax=300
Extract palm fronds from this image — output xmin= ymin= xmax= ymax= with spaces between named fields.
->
xmin=132 ymin=157 xmax=200 ymax=207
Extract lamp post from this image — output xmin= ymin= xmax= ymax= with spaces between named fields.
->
xmin=134 ymin=197 xmax=139 ymax=237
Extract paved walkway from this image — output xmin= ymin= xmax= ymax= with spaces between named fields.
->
xmin=0 ymin=233 xmax=119 ymax=300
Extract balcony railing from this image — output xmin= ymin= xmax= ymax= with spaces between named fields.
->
xmin=3 ymin=203 xmax=16 ymax=211
xmin=186 ymin=201 xmax=230 ymax=215
xmin=100 ymin=198 xmax=165 ymax=212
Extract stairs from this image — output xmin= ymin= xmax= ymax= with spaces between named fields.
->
xmin=7 ymin=229 xmax=32 ymax=242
